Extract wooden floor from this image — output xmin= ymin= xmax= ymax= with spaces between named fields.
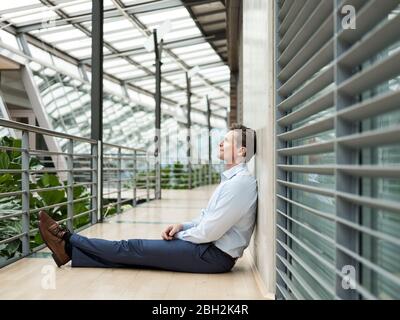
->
xmin=0 ymin=186 xmax=265 ymax=300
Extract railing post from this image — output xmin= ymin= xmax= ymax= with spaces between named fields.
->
xmin=146 ymin=154 xmax=150 ymax=202
xmin=154 ymin=161 xmax=157 ymax=199
xmin=91 ymin=142 xmax=99 ymax=224
xmin=208 ymin=161 xmax=212 ymax=185
xmin=117 ymin=147 xmax=122 ymax=214
xmin=67 ymin=139 xmax=74 ymax=231
xmin=153 ymin=29 xmax=162 ymax=200
xmin=133 ymin=150 xmax=137 ymax=207
xmin=198 ymin=134 xmax=202 ymax=187
xmin=21 ymin=130 xmax=30 ymax=256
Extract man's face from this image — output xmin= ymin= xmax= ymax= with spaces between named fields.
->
xmin=218 ymin=130 xmax=239 ymax=164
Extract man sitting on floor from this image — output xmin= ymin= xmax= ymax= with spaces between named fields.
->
xmin=39 ymin=123 xmax=258 ymax=273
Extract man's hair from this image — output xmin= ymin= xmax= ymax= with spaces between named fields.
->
xmin=229 ymin=123 xmax=257 ymax=162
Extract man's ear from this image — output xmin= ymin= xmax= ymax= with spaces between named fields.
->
xmin=238 ymin=146 xmax=247 ymax=157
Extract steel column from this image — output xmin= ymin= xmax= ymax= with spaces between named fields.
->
xmin=275 ymin=0 xmax=289 ymax=299
xmin=91 ymin=0 xmax=104 ymax=222
xmin=186 ymin=72 xmax=192 ymax=189
xmin=154 ymin=29 xmax=162 ymax=200
xmin=334 ymin=0 xmax=360 ymax=300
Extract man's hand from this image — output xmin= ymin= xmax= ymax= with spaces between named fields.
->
xmin=161 ymin=223 xmax=183 ymax=240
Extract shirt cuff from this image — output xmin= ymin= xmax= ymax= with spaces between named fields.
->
xmin=182 ymin=222 xmax=195 ymax=231
xmin=174 ymin=231 xmax=185 ymax=240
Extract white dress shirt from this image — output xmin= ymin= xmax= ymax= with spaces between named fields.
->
xmin=175 ymin=162 xmax=258 ymax=258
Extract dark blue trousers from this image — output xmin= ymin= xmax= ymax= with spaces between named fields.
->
xmin=69 ymin=234 xmax=236 ymax=273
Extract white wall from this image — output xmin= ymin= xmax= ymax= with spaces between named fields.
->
xmin=242 ymin=0 xmax=276 ymax=296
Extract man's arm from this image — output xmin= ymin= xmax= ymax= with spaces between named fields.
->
xmin=161 ymin=208 xmax=206 ymax=240
xmin=175 ymin=180 xmax=251 ymax=243
xmin=181 ymin=208 xmax=206 ymax=230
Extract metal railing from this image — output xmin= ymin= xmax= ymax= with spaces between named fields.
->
xmin=102 ymin=142 xmax=155 ymax=217
xmin=160 ymin=162 xmax=223 ymax=189
xmin=0 ymin=119 xmax=155 ymax=268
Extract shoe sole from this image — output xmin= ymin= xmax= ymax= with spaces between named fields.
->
xmin=38 ymin=222 xmax=67 ymax=268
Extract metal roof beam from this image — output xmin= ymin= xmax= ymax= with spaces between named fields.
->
xmin=110 ymin=0 xmax=229 ymax=98
xmin=79 ymin=32 xmax=226 ymax=63
xmin=16 ymin=0 xmax=223 ymax=32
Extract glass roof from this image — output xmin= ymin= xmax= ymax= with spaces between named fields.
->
xmin=0 ymin=0 xmax=230 ymax=113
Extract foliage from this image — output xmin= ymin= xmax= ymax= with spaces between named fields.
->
xmin=0 ymin=136 xmax=91 ymax=264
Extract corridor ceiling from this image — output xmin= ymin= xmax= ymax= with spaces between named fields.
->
xmin=0 ymin=0 xmax=230 ymax=116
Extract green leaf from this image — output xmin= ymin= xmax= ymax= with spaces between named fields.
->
xmin=8 ymin=162 xmax=21 ymax=170
xmin=73 ymin=200 xmax=89 ymax=214
xmin=38 ymin=189 xmax=66 ymax=206
xmin=37 ymin=173 xmax=61 ymax=188
xmin=29 ymin=157 xmax=43 ymax=170
xmin=4 ymin=240 xmax=21 ymax=256
xmin=0 ymin=174 xmax=13 ymax=184
xmin=0 ymin=152 xmax=10 ymax=169
xmin=0 ymin=136 xmax=13 ymax=147
xmin=11 ymin=139 xmax=22 ymax=161
xmin=73 ymin=185 xmax=88 ymax=199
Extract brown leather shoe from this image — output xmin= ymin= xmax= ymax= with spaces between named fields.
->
xmin=39 ymin=211 xmax=71 ymax=267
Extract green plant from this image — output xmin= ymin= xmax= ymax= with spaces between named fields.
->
xmin=0 ymin=136 xmax=91 ymax=264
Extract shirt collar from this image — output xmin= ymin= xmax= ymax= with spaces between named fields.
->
xmin=221 ymin=162 xmax=247 ymax=181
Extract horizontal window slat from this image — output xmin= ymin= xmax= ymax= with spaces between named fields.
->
xmin=337 ymin=125 xmax=400 ymax=148
xmin=278 ymin=195 xmax=400 ymax=247
xmin=338 ymin=13 xmax=400 ymax=68
xmin=278 ymin=15 xmax=334 ymax=82
xmin=278 ymin=39 xmax=334 ymax=96
xmin=277 ymin=164 xmax=335 ymax=175
xmin=277 ymin=116 xmax=334 ymax=141
xmin=278 ymin=91 xmax=334 ymax=126
xmin=278 ymin=0 xmax=320 ymax=51
xmin=278 ymin=0 xmax=294 ymax=21
xmin=276 ymin=239 xmax=337 ymax=297
xmin=335 ymin=242 xmax=400 ymax=288
xmin=338 ymin=49 xmax=400 ymax=96
xmin=337 ymin=89 xmax=400 ymax=122
xmin=276 ymin=194 xmax=335 ymax=221
xmin=277 ymin=224 xmax=336 ymax=272
xmin=279 ymin=0 xmax=306 ymax=38
xmin=277 ymin=226 xmax=382 ymax=300
xmin=278 ymin=66 xmax=334 ymax=112
xmin=338 ymin=0 xmax=368 ymax=12
xmin=279 ymin=0 xmax=333 ymax=66
xmin=278 ymin=209 xmax=335 ymax=244
xmin=276 ymin=251 xmax=323 ymax=300
xmin=276 ymin=268 xmax=305 ymax=300
xmin=337 ymin=165 xmax=400 ymax=178
xmin=337 ymin=191 xmax=400 ymax=214
xmin=277 ymin=179 xmax=335 ymax=197
xmin=277 ymin=140 xmax=334 ymax=156
xmin=276 ymin=283 xmax=293 ymax=300
xmin=338 ymin=0 xmax=399 ymax=44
